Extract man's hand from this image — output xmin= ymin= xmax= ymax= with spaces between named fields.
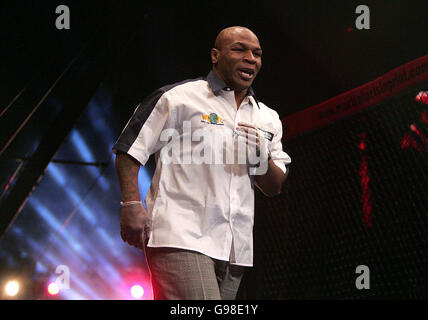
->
xmin=235 ymin=122 xmax=269 ymax=175
xmin=120 ymin=203 xmax=152 ymax=250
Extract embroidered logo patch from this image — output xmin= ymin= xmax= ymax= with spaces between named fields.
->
xmin=201 ymin=113 xmax=224 ymax=125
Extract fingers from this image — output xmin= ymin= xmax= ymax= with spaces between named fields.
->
xmin=128 ymin=235 xmax=145 ymax=250
xmin=236 ymin=123 xmax=258 ymax=141
xmin=120 ymin=226 xmax=127 ymax=242
xmin=236 ymin=123 xmax=258 ymax=133
xmin=120 ymin=225 xmax=145 ymax=250
xmin=236 ymin=127 xmax=259 ymax=141
xmin=236 ymin=127 xmax=260 ymax=149
xmin=236 ymin=126 xmax=257 ymax=135
xmin=237 ymin=122 xmax=257 ymax=129
xmin=133 ymin=237 xmax=145 ymax=250
xmin=119 ymin=203 xmax=151 ymax=251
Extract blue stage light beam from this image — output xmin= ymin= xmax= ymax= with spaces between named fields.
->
xmin=27 ymin=197 xmax=95 ymax=264
xmin=70 ymin=130 xmax=109 ymax=190
xmin=46 ymin=163 xmax=97 ymax=225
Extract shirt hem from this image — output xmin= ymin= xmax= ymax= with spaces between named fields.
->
xmin=146 ymin=243 xmax=253 ymax=267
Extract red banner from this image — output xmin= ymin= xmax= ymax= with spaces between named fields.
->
xmin=282 ymin=55 xmax=428 ymax=139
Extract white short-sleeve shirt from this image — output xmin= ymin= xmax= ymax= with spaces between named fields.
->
xmin=113 ymin=71 xmax=291 ymax=266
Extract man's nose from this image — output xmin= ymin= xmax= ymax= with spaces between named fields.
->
xmin=244 ymin=50 xmax=256 ymax=64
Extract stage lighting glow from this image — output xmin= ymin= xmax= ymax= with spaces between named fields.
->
xmin=130 ymin=285 xmax=144 ymax=299
xmin=5 ymin=280 xmax=20 ymax=297
xmin=48 ymin=282 xmax=60 ymax=295
xmin=415 ymin=91 xmax=428 ymax=104
xmin=1 ymin=86 xmax=146 ymax=301
xmin=70 ymin=130 xmax=110 ymax=190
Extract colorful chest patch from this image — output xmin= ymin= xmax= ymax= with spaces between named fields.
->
xmin=201 ymin=113 xmax=224 ymax=125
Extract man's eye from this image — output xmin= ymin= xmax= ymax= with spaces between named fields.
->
xmin=232 ymin=48 xmax=244 ymax=51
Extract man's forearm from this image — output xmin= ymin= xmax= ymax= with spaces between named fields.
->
xmin=115 ymin=152 xmax=141 ymax=202
xmin=254 ymin=159 xmax=286 ymax=197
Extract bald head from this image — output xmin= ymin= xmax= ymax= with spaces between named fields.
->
xmin=214 ymin=26 xmax=260 ymax=50
xmin=210 ymin=26 xmax=262 ymax=92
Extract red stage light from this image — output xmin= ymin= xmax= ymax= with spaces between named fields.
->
xmin=120 ymin=267 xmax=152 ymax=300
xmin=359 ymin=133 xmax=372 ymax=228
xmin=130 ymin=284 xmax=144 ymax=299
xmin=415 ymin=91 xmax=428 ymax=104
xmin=423 ymin=93 xmax=428 ymax=104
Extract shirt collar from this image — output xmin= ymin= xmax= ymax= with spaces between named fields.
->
xmin=206 ymin=70 xmax=257 ymax=100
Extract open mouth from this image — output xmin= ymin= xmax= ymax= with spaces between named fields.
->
xmin=237 ymin=68 xmax=255 ymax=81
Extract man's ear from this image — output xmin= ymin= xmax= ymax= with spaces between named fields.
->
xmin=211 ymin=48 xmax=219 ymax=64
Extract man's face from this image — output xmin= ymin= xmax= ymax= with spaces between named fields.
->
xmin=212 ymin=29 xmax=262 ymax=91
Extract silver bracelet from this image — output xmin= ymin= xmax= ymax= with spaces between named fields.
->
xmin=120 ymin=200 xmax=142 ymax=207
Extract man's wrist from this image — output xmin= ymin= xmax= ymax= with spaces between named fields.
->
xmin=120 ymin=200 xmax=142 ymax=207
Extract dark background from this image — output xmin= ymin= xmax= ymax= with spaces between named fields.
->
xmin=251 ymin=84 xmax=428 ymax=299
xmin=2 ymin=0 xmax=428 ymax=119
xmin=0 ymin=0 xmax=427 ymax=299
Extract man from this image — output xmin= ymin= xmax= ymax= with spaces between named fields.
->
xmin=112 ymin=26 xmax=291 ymax=300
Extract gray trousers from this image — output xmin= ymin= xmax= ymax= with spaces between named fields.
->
xmin=145 ymin=247 xmax=245 ymax=300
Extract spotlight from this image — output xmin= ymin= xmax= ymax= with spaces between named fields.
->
xmin=130 ymin=284 xmax=144 ymax=299
xmin=415 ymin=91 xmax=428 ymax=104
xmin=47 ymin=282 xmax=60 ymax=296
xmin=4 ymin=280 xmax=20 ymax=297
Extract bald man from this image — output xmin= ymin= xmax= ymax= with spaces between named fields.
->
xmin=113 ymin=26 xmax=291 ymax=300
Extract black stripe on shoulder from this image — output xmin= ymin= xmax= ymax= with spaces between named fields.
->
xmin=112 ymin=76 xmax=204 ymax=154
xmin=159 ymin=76 xmax=205 ymax=94
xmin=135 ymin=76 xmax=204 ymax=125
